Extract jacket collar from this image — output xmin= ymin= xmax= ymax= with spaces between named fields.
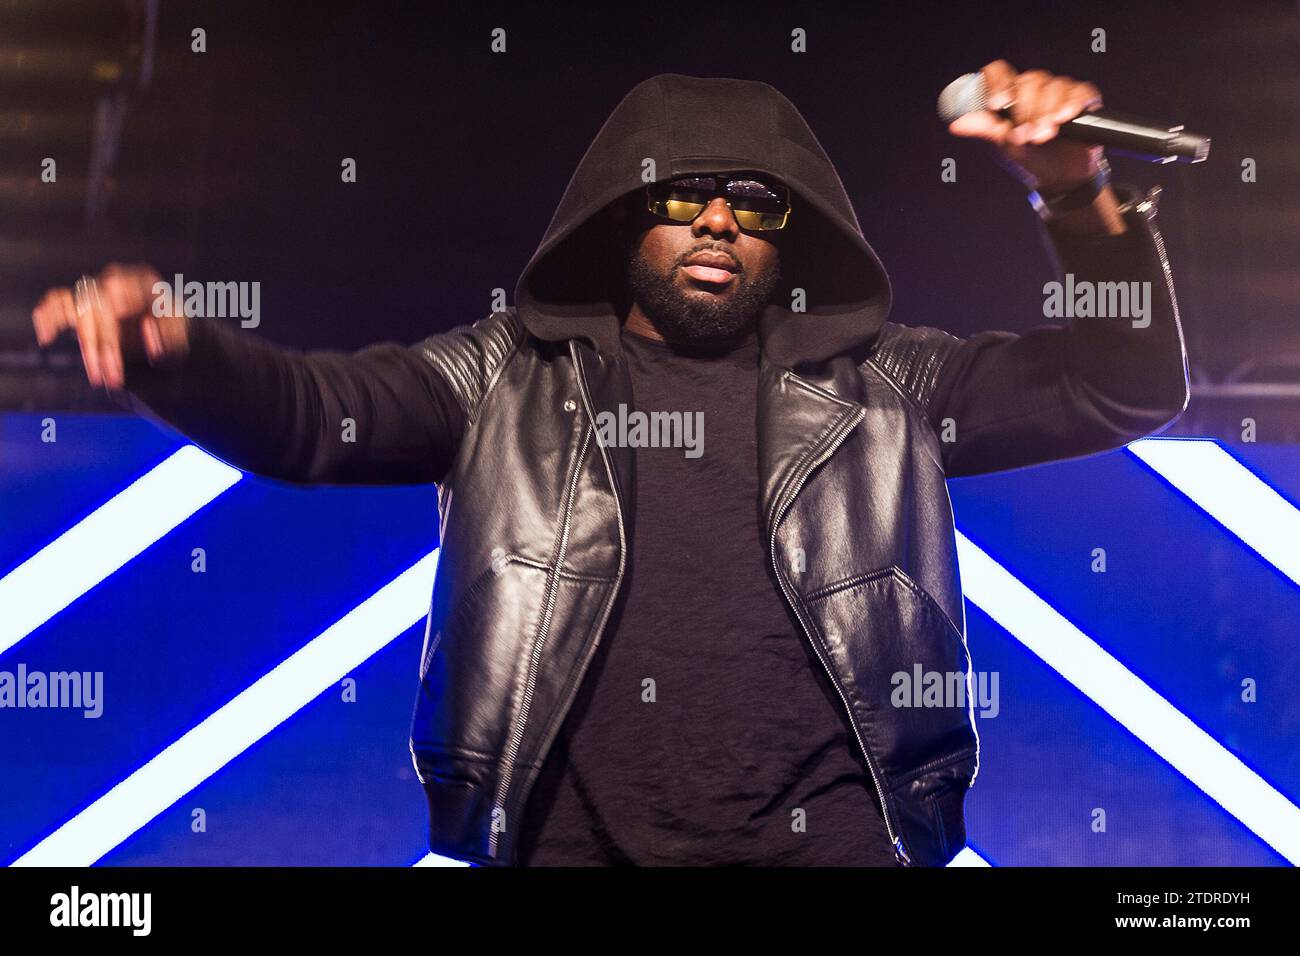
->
xmin=755 ymin=356 xmax=867 ymax=535
xmin=522 ymin=300 xmax=884 ymax=371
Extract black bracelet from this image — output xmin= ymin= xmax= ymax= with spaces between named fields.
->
xmin=1028 ymin=156 xmax=1112 ymax=222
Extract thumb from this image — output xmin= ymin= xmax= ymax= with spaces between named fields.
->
xmin=948 ymin=111 xmax=1012 ymax=145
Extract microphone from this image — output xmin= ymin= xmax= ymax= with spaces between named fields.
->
xmin=937 ymin=72 xmax=1210 ymax=164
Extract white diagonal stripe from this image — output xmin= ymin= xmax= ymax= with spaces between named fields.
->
xmin=11 ymin=549 xmax=439 ymax=867
xmin=947 ymin=847 xmax=992 ymax=867
xmin=1128 ymin=437 xmax=1300 ymax=587
xmin=0 ymin=445 xmax=242 ymax=656
xmin=957 ymin=531 xmax=1300 ymax=864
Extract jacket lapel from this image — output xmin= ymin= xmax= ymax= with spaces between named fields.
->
xmin=757 ymin=357 xmax=866 ymax=540
xmin=570 ymin=338 xmax=637 ymax=523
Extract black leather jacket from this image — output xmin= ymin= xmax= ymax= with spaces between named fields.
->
xmin=122 ymin=74 xmax=1190 ymax=866
xmin=412 ymin=195 xmax=1186 ymax=867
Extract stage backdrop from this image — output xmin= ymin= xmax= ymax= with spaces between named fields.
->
xmin=1 ymin=412 xmax=1297 ymax=866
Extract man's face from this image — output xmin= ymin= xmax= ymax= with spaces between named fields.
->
xmin=623 ymin=174 xmax=785 ymax=343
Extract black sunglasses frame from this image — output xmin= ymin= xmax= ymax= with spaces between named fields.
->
xmin=643 ymin=171 xmax=791 ymax=231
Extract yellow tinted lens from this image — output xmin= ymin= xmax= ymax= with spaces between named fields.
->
xmin=660 ymin=197 xmax=706 ymax=221
xmin=647 ymin=180 xmax=789 ymax=229
xmin=733 ymin=208 xmax=788 ymax=231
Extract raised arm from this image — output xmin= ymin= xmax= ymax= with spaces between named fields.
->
xmin=869 ymin=59 xmax=1193 ymax=477
xmin=870 ymin=185 xmax=1190 ymax=478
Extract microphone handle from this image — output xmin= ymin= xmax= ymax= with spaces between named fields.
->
xmin=998 ymin=105 xmax=1210 ymax=164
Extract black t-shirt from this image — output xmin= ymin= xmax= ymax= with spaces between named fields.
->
xmin=516 ymin=325 xmax=899 ymax=866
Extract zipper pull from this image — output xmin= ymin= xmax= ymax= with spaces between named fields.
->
xmin=893 ymin=835 xmax=913 ymax=867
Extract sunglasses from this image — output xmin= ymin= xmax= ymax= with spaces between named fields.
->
xmin=644 ymin=172 xmax=791 ymax=231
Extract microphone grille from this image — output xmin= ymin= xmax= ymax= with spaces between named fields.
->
xmin=937 ymin=73 xmax=987 ymax=123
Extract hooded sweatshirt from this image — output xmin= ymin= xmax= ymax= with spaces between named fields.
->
xmin=513 ymin=73 xmax=893 ymax=371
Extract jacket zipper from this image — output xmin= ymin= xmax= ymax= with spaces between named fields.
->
xmin=501 ymin=345 xmax=631 ymax=865
xmin=766 ymin=396 xmax=914 ymax=866
xmin=488 ymin=422 xmax=593 ymax=858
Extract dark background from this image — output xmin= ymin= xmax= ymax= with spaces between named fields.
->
xmin=3 ymin=0 xmax=1297 ymax=437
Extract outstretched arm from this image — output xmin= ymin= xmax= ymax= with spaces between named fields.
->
xmin=120 ymin=314 xmax=469 ymax=485
xmin=33 ymin=263 xmax=472 ymax=486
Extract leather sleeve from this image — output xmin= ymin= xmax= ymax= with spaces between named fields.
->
xmin=868 ymin=183 xmax=1191 ymax=478
xmin=118 ymin=310 xmax=521 ymax=486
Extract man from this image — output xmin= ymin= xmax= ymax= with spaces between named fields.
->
xmin=32 ymin=64 xmax=1190 ymax=867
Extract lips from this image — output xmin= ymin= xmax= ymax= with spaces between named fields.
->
xmin=682 ymin=251 xmax=739 ymax=285
xmin=684 ymin=251 xmax=738 ymax=271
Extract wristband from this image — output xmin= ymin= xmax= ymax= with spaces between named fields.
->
xmin=1028 ymin=155 xmax=1112 ymax=222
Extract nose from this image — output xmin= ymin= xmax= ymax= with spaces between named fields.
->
xmin=691 ymin=196 xmax=741 ymax=240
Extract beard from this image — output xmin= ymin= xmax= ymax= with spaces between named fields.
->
xmin=625 ymin=245 xmax=782 ymax=345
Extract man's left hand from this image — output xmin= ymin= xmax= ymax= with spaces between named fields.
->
xmin=948 ymin=59 xmax=1105 ymax=196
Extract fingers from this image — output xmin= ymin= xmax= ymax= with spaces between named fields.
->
xmin=141 ymin=312 xmax=162 ymax=363
xmin=953 ymin=61 xmax=1106 ymax=149
xmin=100 ymin=263 xmax=150 ymax=321
xmin=98 ymin=297 xmax=124 ymax=391
xmin=32 ymin=287 xmax=78 ymax=347
xmin=74 ymin=274 xmax=118 ymax=389
xmin=1011 ymin=72 xmax=1106 ymax=145
xmin=76 ymin=265 xmax=137 ymax=390
xmin=956 ymin=59 xmax=1017 ymax=146
xmin=99 ymin=262 xmax=160 ymax=365
xmin=1049 ymin=80 xmax=1102 ymax=123
xmin=1018 ymin=75 xmax=1071 ymax=143
xmin=34 ymin=263 xmax=174 ymax=390
xmin=116 ymin=261 xmax=189 ymax=361
xmin=981 ymin=59 xmax=1018 ymax=111
xmin=947 ymin=110 xmax=1009 ymax=140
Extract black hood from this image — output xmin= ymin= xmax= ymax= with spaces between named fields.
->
xmin=513 ymin=72 xmax=894 ymax=369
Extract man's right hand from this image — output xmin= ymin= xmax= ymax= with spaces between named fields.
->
xmin=32 ymin=263 xmax=191 ymax=391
